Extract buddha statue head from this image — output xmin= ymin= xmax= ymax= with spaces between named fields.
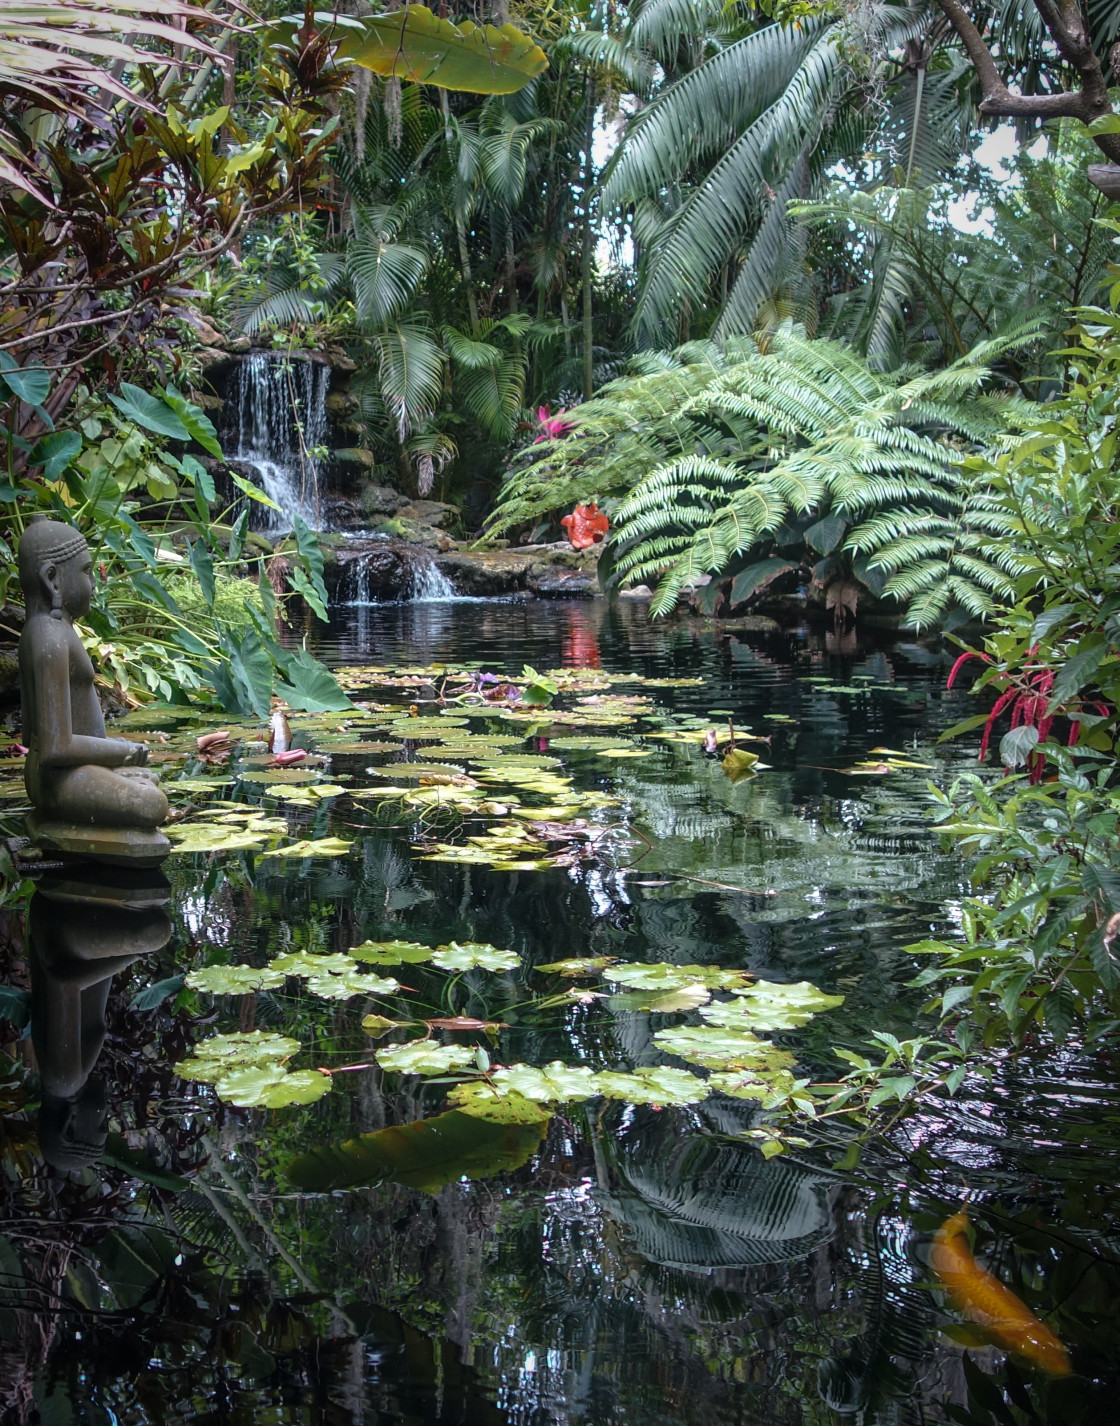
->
xmin=19 ymin=514 xmax=93 ymax=622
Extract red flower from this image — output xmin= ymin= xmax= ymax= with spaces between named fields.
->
xmin=560 ymin=502 xmax=609 ymax=550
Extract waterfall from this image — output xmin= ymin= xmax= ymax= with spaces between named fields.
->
xmin=343 ymin=540 xmax=459 ymax=603
xmin=230 ymin=354 xmax=330 ymax=532
xmin=410 ymin=555 xmax=457 ymax=602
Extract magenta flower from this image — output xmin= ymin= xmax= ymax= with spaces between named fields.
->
xmin=535 ymin=405 xmax=575 ymax=442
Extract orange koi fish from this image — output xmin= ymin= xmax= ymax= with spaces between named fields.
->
xmin=931 ymin=1211 xmax=1071 ymax=1376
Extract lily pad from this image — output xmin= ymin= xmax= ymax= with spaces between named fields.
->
xmin=603 ymin=961 xmax=752 ymax=991
xmin=431 ymin=941 xmax=520 ymax=972
xmin=375 ymin=1039 xmax=478 ymax=1075
xmin=536 ymin=956 xmax=619 ymax=976
xmin=260 ymin=837 xmax=355 ymax=858
xmin=167 ymin=824 xmax=270 ymax=853
xmin=175 ymin=1031 xmax=301 ymax=1083
xmin=239 ymin=767 xmax=323 ymax=784
xmin=186 ymin=964 xmax=287 ymax=994
xmin=705 ymin=979 xmax=844 ymax=1030
xmin=722 ymin=748 xmax=760 ymax=783
xmin=594 ymin=1066 xmax=709 ymax=1106
xmin=350 ymin=939 xmax=435 ymax=965
xmin=217 ymin=1065 xmax=332 ymax=1108
xmin=480 ymin=1061 xmax=601 ymax=1104
xmin=653 ymin=1024 xmax=796 ymax=1073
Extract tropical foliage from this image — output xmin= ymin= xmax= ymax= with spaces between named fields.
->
xmin=489 ymin=326 xmax=1032 ymax=621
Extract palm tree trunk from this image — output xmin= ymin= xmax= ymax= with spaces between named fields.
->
xmin=581 ymin=83 xmax=596 ymax=401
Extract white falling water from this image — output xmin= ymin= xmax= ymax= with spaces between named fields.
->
xmin=231 ymin=353 xmax=330 ymax=532
xmin=410 ymin=556 xmax=457 ymax=602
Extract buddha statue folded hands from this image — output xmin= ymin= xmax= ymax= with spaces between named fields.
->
xmin=18 ymin=515 xmax=170 ymax=861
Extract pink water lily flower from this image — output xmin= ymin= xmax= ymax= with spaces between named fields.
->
xmin=535 ymin=404 xmax=575 ymax=442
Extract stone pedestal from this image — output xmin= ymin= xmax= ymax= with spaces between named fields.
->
xmin=27 ymin=812 xmax=170 ymax=867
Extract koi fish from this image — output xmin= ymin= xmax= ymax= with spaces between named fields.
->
xmin=931 ymin=1211 xmax=1071 ymax=1376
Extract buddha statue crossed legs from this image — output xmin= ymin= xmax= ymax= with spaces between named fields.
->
xmin=18 ymin=515 xmax=169 ymax=860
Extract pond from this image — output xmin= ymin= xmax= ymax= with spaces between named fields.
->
xmin=3 ymin=598 xmax=1119 ymax=1426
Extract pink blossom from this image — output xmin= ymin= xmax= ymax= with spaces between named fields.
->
xmin=534 ymin=405 xmax=575 ymax=442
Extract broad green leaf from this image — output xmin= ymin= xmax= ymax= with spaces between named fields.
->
xmin=431 ymin=941 xmax=520 ymax=971
xmin=375 ymin=1039 xmax=478 ymax=1075
xmin=129 ymin=976 xmax=185 ymax=1012
xmin=285 ymin=1108 xmax=547 ymax=1192
xmin=306 ymin=970 xmax=397 ymax=1000
xmin=160 ymin=384 xmax=223 ymax=457
xmin=175 ymin=1031 xmax=300 ymax=1082
xmin=107 ymin=382 xmax=191 ymax=442
xmin=30 ymin=429 xmax=81 ymax=478
xmin=272 ymin=6 xmax=548 ymax=94
xmin=595 ymin=1066 xmax=709 ymax=1106
xmin=350 ymin=939 xmax=435 ymax=965
xmin=0 ymin=361 xmax=49 ymax=406
xmin=211 ymin=628 xmax=273 ymax=718
xmin=275 ymin=648 xmax=354 ymax=713
xmin=189 ymin=538 xmax=216 ymax=605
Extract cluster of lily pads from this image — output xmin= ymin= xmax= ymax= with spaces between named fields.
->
xmin=176 ymin=933 xmax=842 ymax=1154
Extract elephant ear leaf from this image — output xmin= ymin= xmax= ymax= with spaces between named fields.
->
xmin=285 ymin=1108 xmax=547 ymax=1193
xmin=269 ymin=6 xmax=547 ymax=94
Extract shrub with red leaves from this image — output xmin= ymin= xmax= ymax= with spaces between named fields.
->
xmin=947 ymin=649 xmax=1110 ymax=784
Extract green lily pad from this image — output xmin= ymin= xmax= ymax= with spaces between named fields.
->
xmin=704 ymin=979 xmax=844 ymax=1030
xmin=186 ymin=964 xmax=287 ymax=994
xmin=261 ymin=837 xmax=355 ymax=858
xmin=594 ymin=1066 xmax=709 ymax=1106
xmin=375 ymin=1039 xmax=478 ymax=1075
xmin=481 ymin=1061 xmax=601 ymax=1104
xmin=239 ymin=767 xmax=323 ymax=784
xmin=350 ymin=939 xmax=436 ymax=965
xmin=707 ymin=1069 xmax=796 ymax=1101
xmin=536 ymin=956 xmax=619 ymax=976
xmin=167 ymin=824 xmax=270 ymax=853
xmin=430 ymin=941 xmax=520 ymax=972
xmin=722 ymin=748 xmax=760 ymax=783
xmin=175 ymin=1031 xmax=301 ymax=1083
xmin=216 ymin=1065 xmax=332 ymax=1108
xmin=603 ymin=962 xmax=752 ymax=991
xmin=442 ymin=1084 xmax=552 ymax=1124
xmin=652 ymin=1024 xmax=796 ymax=1072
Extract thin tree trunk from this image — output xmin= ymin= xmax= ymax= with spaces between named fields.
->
xmin=581 ymin=84 xmax=596 ymax=401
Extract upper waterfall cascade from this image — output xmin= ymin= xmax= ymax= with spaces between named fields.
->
xmin=230 ymin=354 xmax=330 ymax=532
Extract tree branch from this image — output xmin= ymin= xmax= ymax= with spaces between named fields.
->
xmin=934 ymin=0 xmax=1120 ymax=167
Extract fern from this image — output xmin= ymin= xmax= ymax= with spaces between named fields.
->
xmin=488 ymin=325 xmax=1036 ymax=625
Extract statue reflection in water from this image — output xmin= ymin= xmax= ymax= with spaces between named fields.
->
xmin=28 ymin=866 xmax=172 ymax=1172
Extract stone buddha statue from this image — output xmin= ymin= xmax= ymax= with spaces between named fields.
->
xmin=18 ymin=515 xmax=170 ymax=861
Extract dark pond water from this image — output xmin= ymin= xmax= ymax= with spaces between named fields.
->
xmin=3 ymin=599 xmax=1120 ymax=1426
